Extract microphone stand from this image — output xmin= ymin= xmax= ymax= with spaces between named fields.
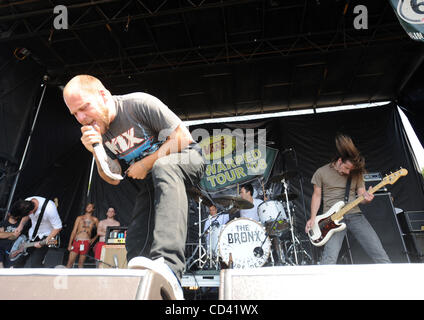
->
xmin=5 ymin=75 xmax=49 ymax=218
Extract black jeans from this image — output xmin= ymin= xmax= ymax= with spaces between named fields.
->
xmin=126 ymin=148 xmax=205 ymax=279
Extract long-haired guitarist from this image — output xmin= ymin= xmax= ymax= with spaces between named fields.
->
xmin=304 ymin=134 xmax=390 ymax=264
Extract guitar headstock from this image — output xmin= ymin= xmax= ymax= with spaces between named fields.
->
xmin=382 ymin=168 xmax=408 ymax=185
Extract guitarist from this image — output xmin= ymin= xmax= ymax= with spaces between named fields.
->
xmin=304 ymin=134 xmax=390 ymax=264
xmin=11 ymin=197 xmax=62 ymax=267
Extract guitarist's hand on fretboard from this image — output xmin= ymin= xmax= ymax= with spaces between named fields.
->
xmin=359 ymin=186 xmax=374 ymax=204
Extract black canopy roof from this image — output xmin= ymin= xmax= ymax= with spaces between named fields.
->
xmin=1 ymin=0 xmax=422 ymax=119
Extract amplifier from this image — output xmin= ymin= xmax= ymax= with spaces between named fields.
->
xmin=99 ymin=244 xmax=128 ymax=269
xmin=105 ymin=226 xmax=127 ymax=244
xmin=363 ymin=172 xmax=387 ymax=192
xmin=398 ymin=211 xmax=424 ymax=233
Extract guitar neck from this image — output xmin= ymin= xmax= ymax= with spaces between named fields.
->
xmin=331 ymin=180 xmax=386 ymax=221
xmin=25 ymin=238 xmax=48 ymax=249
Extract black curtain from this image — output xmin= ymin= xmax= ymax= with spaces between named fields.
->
xmin=87 ymin=103 xmax=424 ymax=243
xmin=13 ymin=86 xmax=92 ymax=245
xmin=7 ymin=95 xmax=422 ymax=251
xmin=270 ymin=103 xmax=424 ymax=220
xmin=398 ymin=60 xmax=424 ymax=147
xmin=0 ymin=47 xmax=44 ymax=212
xmin=185 ymin=104 xmax=424 ymax=237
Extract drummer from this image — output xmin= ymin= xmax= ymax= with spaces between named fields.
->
xmin=203 ymin=205 xmax=229 ymax=249
xmin=239 ymin=183 xmax=262 ymax=222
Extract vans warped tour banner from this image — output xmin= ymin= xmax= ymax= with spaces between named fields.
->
xmin=389 ymin=0 xmax=424 ymax=41
xmin=193 ymin=129 xmax=278 ymax=193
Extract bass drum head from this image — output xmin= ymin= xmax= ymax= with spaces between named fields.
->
xmin=218 ymin=218 xmax=271 ymax=269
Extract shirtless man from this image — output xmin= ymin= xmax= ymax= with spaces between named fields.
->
xmin=93 ymin=207 xmax=120 ymax=266
xmin=66 ymin=203 xmax=99 ymax=268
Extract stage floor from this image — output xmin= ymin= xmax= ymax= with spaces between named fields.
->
xmin=0 ymin=263 xmax=423 ymax=300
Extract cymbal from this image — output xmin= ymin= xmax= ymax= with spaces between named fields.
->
xmin=271 ymin=192 xmax=298 ymax=201
xmin=213 ymin=195 xmax=254 ymax=210
xmin=187 ymin=187 xmax=213 ymax=207
xmin=269 ymin=171 xmax=298 ymax=183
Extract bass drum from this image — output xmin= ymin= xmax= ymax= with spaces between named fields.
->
xmin=218 ymin=218 xmax=271 ymax=269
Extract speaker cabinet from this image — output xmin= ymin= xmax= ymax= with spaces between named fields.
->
xmin=99 ymin=245 xmax=128 ymax=269
xmin=346 ymin=192 xmax=409 ymax=263
xmin=404 ymin=233 xmax=424 ymax=262
xmin=397 ymin=211 xmax=424 ymax=262
xmin=219 ymin=264 xmax=424 ymax=299
xmin=0 ymin=269 xmax=175 ymax=300
xmin=398 ymin=211 xmax=424 ymax=233
xmin=44 ymin=248 xmax=65 ymax=267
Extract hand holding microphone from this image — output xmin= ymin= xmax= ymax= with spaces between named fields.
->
xmin=81 ymin=125 xmax=102 ymax=153
xmin=81 ymin=125 xmax=123 ymax=181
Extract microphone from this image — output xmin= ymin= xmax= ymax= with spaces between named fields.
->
xmin=91 ymin=141 xmax=123 ymax=181
xmin=253 ymin=246 xmax=264 ymax=258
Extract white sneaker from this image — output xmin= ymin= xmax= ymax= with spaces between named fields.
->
xmin=128 ymin=256 xmax=184 ymax=300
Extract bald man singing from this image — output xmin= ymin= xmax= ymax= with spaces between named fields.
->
xmin=63 ymin=75 xmax=205 ymax=299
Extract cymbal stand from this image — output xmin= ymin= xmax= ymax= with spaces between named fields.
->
xmin=283 ymin=234 xmax=313 ymax=266
xmin=207 ymin=214 xmax=213 ymax=269
xmin=207 ymin=214 xmax=220 ymax=270
xmin=282 ymin=178 xmax=298 ymax=265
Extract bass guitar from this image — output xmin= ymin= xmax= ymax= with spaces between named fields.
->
xmin=9 ymin=235 xmax=58 ymax=261
xmin=308 ymin=168 xmax=408 ymax=247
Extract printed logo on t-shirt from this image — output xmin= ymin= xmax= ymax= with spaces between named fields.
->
xmin=104 ymin=126 xmax=161 ymax=164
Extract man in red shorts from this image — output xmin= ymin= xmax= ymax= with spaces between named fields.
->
xmin=93 ymin=207 xmax=120 ymax=267
xmin=66 ymin=203 xmax=99 ymax=268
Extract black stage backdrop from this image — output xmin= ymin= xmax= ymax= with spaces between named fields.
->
xmin=0 ymin=47 xmax=44 ymax=212
xmin=184 ymin=103 xmax=424 ymax=244
xmin=12 ymin=87 xmax=92 ymax=245
xmin=4 ymin=96 xmax=424 ymax=256
xmin=85 ymin=103 xmax=424 ymax=247
xmin=398 ymin=60 xmax=424 ymax=148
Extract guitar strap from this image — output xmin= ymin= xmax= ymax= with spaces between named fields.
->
xmin=344 ymin=176 xmax=352 ymax=203
xmin=31 ymin=198 xmax=49 ymax=241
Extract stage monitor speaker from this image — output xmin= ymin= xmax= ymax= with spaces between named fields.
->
xmin=346 ymin=192 xmax=409 ymax=263
xmin=0 ymin=269 xmax=176 ymax=300
xmin=404 ymin=233 xmax=424 ymax=262
xmin=219 ymin=264 xmax=424 ymax=300
xmin=398 ymin=210 xmax=424 ymax=233
xmin=44 ymin=248 xmax=65 ymax=267
xmin=99 ymin=244 xmax=128 ymax=269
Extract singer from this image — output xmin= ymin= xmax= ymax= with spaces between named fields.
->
xmin=63 ymin=75 xmax=205 ymax=299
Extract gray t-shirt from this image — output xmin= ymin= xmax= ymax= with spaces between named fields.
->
xmin=311 ymin=163 xmax=365 ymax=214
xmin=102 ymin=93 xmax=182 ymax=166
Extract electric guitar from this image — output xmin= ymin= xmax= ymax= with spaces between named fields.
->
xmin=308 ymin=168 xmax=408 ymax=247
xmin=9 ymin=235 xmax=58 ymax=261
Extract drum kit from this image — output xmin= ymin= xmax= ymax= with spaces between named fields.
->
xmin=186 ymin=170 xmax=313 ymax=271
